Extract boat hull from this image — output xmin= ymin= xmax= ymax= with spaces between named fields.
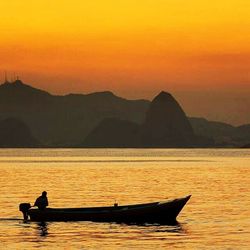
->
xmin=27 ymin=195 xmax=191 ymax=224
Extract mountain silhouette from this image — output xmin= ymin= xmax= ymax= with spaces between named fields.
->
xmin=140 ymin=91 xmax=196 ymax=147
xmin=0 ymin=79 xmax=149 ymax=146
xmin=190 ymin=118 xmax=250 ymax=147
xmin=0 ymin=79 xmax=51 ymax=101
xmin=82 ymin=118 xmax=140 ymax=147
xmin=83 ymin=91 xmax=211 ymax=147
xmin=0 ymin=118 xmax=40 ymax=147
xmin=0 ymin=79 xmax=248 ymax=148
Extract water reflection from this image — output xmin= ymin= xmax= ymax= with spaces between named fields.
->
xmin=142 ymin=222 xmax=187 ymax=234
xmin=0 ymin=149 xmax=249 ymax=249
xmin=36 ymin=222 xmax=48 ymax=237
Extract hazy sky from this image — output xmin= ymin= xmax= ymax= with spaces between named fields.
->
xmin=0 ymin=0 xmax=249 ymax=125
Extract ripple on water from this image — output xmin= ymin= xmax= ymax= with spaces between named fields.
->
xmin=0 ymin=148 xmax=249 ymax=249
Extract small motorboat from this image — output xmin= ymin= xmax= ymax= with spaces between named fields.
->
xmin=19 ymin=195 xmax=191 ymax=224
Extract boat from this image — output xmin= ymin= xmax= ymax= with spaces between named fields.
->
xmin=19 ymin=195 xmax=191 ymax=224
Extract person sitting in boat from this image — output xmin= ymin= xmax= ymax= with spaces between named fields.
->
xmin=34 ymin=191 xmax=49 ymax=210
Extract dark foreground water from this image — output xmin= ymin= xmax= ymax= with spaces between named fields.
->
xmin=0 ymin=149 xmax=249 ymax=249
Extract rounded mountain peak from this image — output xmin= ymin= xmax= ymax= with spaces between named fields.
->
xmin=142 ymin=91 xmax=195 ymax=146
xmin=147 ymin=91 xmax=186 ymax=123
xmin=152 ymin=91 xmax=175 ymax=103
xmin=156 ymin=91 xmax=172 ymax=97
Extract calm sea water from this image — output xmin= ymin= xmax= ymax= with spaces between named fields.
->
xmin=0 ymin=149 xmax=249 ymax=249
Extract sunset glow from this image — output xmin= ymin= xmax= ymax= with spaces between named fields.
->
xmin=0 ymin=0 xmax=249 ymax=124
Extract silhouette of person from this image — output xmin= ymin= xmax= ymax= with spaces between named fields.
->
xmin=34 ymin=191 xmax=49 ymax=210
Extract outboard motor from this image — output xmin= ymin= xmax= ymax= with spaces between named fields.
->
xmin=19 ymin=203 xmax=31 ymax=220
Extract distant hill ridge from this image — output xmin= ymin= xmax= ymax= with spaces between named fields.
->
xmin=0 ymin=118 xmax=39 ymax=147
xmin=0 ymin=79 xmax=51 ymax=98
xmin=189 ymin=117 xmax=250 ymax=147
xmin=0 ymin=79 xmax=149 ymax=147
xmin=0 ymin=79 xmax=249 ymax=148
xmin=82 ymin=91 xmax=212 ymax=147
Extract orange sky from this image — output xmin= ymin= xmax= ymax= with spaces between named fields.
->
xmin=0 ymin=0 xmax=249 ymax=125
